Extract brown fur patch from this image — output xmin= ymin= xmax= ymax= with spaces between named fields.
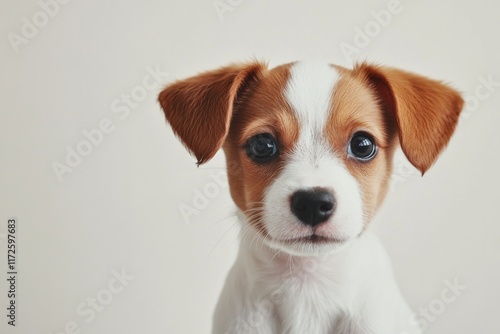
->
xmin=223 ymin=64 xmax=299 ymax=235
xmin=326 ymin=70 xmax=395 ymax=222
xmin=159 ymin=62 xmax=265 ymax=164
xmin=353 ymin=63 xmax=464 ymax=174
xmin=326 ymin=63 xmax=463 ymax=222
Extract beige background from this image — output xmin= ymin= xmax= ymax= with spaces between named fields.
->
xmin=1 ymin=0 xmax=499 ymax=333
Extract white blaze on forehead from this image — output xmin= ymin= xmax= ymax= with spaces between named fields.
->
xmin=283 ymin=61 xmax=341 ymax=167
xmin=285 ymin=61 xmax=339 ymax=134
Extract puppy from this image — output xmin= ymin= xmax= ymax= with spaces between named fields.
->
xmin=158 ymin=61 xmax=463 ymax=334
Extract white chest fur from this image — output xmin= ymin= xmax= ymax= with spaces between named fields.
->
xmin=212 ymin=217 xmax=421 ymax=334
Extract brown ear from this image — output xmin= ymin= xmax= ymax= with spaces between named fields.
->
xmin=354 ymin=63 xmax=464 ymax=174
xmin=158 ymin=62 xmax=266 ymax=164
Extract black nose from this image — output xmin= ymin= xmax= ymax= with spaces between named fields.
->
xmin=290 ymin=189 xmax=336 ymax=227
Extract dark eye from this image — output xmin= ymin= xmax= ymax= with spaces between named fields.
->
xmin=348 ymin=132 xmax=377 ymax=161
xmin=246 ymin=133 xmax=278 ymax=163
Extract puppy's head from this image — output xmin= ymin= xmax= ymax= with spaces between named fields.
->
xmin=159 ymin=61 xmax=463 ymax=256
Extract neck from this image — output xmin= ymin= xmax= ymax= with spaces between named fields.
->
xmin=213 ymin=212 xmax=409 ymax=334
xmin=236 ymin=211 xmax=381 ymax=289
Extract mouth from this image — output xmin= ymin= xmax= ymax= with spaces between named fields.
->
xmin=262 ymin=229 xmax=352 ymax=256
xmin=279 ymin=234 xmax=347 ymax=245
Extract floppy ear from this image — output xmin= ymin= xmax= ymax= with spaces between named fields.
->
xmin=158 ymin=62 xmax=266 ymax=165
xmin=354 ymin=63 xmax=464 ymax=174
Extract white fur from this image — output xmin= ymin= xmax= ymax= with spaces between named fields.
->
xmin=212 ymin=62 xmax=421 ymax=334
xmin=213 ymin=221 xmax=419 ymax=334
xmin=263 ymin=61 xmax=362 ymax=256
xmin=262 ymin=152 xmax=363 ymax=255
xmin=284 ymin=61 xmax=338 ymax=135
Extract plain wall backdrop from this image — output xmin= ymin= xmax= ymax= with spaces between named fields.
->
xmin=1 ymin=0 xmax=499 ymax=333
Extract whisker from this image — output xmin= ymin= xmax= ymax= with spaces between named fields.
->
xmin=207 ymin=216 xmax=240 ymax=258
xmin=210 ymin=213 xmax=238 ymax=227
